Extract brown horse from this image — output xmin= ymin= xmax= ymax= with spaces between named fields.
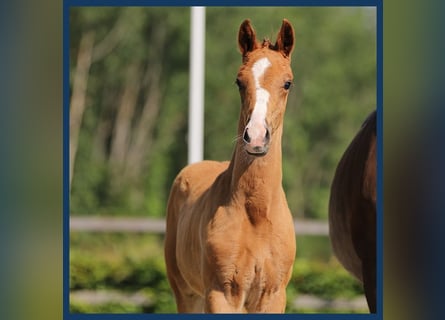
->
xmin=164 ymin=19 xmax=296 ymax=313
xmin=328 ymin=110 xmax=376 ymax=313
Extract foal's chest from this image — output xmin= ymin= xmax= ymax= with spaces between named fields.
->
xmin=208 ymin=218 xmax=294 ymax=299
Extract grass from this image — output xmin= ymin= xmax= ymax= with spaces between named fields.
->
xmin=69 ymin=232 xmax=365 ymax=313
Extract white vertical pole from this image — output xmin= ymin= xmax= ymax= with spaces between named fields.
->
xmin=188 ymin=7 xmax=206 ymax=164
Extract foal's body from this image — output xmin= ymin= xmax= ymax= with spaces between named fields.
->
xmin=165 ymin=19 xmax=296 ymax=313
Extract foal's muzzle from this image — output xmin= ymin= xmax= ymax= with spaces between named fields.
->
xmin=243 ymin=124 xmax=271 ymax=156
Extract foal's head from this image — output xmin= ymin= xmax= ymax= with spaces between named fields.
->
xmin=236 ymin=19 xmax=295 ymax=156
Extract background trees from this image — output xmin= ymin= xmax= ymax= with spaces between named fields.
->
xmin=69 ymin=6 xmax=376 ymax=313
xmin=69 ymin=6 xmax=376 ymax=220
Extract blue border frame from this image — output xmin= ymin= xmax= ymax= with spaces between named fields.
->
xmin=63 ymin=1 xmax=383 ymax=319
xmin=65 ymin=0 xmax=378 ymax=6
xmin=376 ymin=1 xmax=383 ymax=317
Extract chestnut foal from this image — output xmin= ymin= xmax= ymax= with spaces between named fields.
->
xmin=164 ymin=19 xmax=296 ymax=313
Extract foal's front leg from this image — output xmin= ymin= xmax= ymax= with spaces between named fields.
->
xmin=205 ymin=283 xmax=245 ymax=313
xmin=205 ymin=286 xmax=288 ymax=313
xmin=256 ymin=287 xmax=288 ymax=313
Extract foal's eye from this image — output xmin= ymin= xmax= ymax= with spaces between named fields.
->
xmin=284 ymin=81 xmax=292 ymax=90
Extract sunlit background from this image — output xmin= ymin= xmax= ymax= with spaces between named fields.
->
xmin=68 ymin=6 xmax=375 ymax=313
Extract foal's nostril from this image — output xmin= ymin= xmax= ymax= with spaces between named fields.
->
xmin=265 ymin=128 xmax=270 ymax=143
xmin=243 ymin=128 xmax=251 ymax=143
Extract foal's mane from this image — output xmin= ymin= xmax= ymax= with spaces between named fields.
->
xmin=260 ymin=38 xmax=280 ymax=51
xmin=262 ymin=38 xmax=272 ymax=48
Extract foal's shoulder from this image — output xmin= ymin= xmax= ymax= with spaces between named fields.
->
xmin=178 ymin=160 xmax=229 ymax=176
xmin=174 ymin=160 xmax=230 ymax=194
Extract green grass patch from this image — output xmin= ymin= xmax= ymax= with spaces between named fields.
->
xmin=70 ymin=233 xmax=364 ymax=313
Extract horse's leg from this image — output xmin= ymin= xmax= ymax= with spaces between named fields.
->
xmin=205 ymin=289 xmax=242 ymax=313
xmin=257 ymin=288 xmax=287 ymax=313
xmin=362 ymin=203 xmax=376 ymax=313
xmin=165 ymin=246 xmax=204 ymax=313
xmin=362 ymin=256 xmax=376 ymax=313
xmin=205 ymin=286 xmax=287 ymax=313
xmin=352 ymin=199 xmax=376 ymax=313
xmin=165 ymin=182 xmax=204 ymax=312
xmin=164 ymin=225 xmax=186 ymax=312
xmin=175 ymin=288 xmax=205 ymax=313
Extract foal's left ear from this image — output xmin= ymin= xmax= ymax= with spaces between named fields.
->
xmin=275 ymin=19 xmax=295 ymax=57
xmin=238 ymin=19 xmax=257 ymax=57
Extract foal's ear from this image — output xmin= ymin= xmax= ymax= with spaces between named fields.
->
xmin=275 ymin=19 xmax=295 ymax=57
xmin=238 ymin=19 xmax=257 ymax=57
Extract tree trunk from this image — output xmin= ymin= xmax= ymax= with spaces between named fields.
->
xmin=124 ymin=24 xmax=167 ymax=181
xmin=69 ymin=31 xmax=95 ymax=191
xmin=109 ymin=62 xmax=142 ymax=186
xmin=124 ymin=62 xmax=163 ymax=180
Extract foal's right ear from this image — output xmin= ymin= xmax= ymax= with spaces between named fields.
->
xmin=238 ymin=19 xmax=257 ymax=57
xmin=275 ymin=19 xmax=295 ymax=58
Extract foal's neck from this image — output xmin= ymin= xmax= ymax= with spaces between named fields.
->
xmin=226 ymin=127 xmax=284 ymax=220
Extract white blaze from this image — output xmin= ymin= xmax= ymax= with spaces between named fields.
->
xmin=247 ymin=57 xmax=271 ymax=136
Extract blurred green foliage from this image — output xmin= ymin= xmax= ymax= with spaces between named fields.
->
xmin=69 ymin=7 xmax=376 ymax=219
xmin=70 ymin=233 xmax=176 ymax=313
xmin=289 ymin=259 xmax=364 ymax=300
xmin=70 ymin=233 xmax=364 ymax=313
xmin=69 ymin=6 xmax=374 ymax=314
